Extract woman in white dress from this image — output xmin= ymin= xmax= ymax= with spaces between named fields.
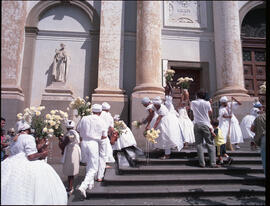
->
xmin=141 ymin=97 xmax=158 ymax=130
xmin=152 ymin=97 xmax=183 ymax=159
xmin=1 ymin=121 xmax=67 ymax=205
xmin=177 ymin=100 xmax=195 ymax=147
xmin=240 ymin=107 xmax=259 ymax=150
xmin=218 ymin=96 xmax=243 ymax=149
xmin=111 ymin=115 xmax=137 ymax=150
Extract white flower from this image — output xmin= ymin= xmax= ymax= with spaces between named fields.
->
xmin=50 ymin=110 xmax=56 ymax=115
xmin=43 ymin=127 xmax=48 ymax=133
xmin=46 ymin=114 xmax=52 ymax=120
xmin=48 ymin=128 xmax=54 ymax=133
xmin=35 ymin=111 xmax=41 ymax=116
xmin=85 ymin=96 xmax=89 ymax=100
xmin=86 ymin=102 xmax=91 ymax=106
xmin=66 ymin=107 xmax=70 ymax=111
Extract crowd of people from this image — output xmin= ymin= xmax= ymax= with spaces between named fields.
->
xmin=1 ymin=90 xmax=266 ymax=204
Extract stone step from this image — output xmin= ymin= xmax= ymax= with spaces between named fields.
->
xmin=135 ymin=156 xmax=262 ymax=166
xmin=103 ymin=169 xmax=265 ymax=186
xmin=85 ymin=183 xmax=265 ymax=199
xmin=118 ymin=164 xmax=264 ymax=175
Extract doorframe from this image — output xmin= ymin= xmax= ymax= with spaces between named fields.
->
xmin=167 ymin=61 xmax=210 ymax=96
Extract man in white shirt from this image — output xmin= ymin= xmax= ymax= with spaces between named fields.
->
xmin=190 ymin=90 xmax=218 ymax=168
xmin=76 ymin=104 xmax=107 ymax=198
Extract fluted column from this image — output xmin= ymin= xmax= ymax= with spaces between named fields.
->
xmin=133 ymin=1 xmax=164 ymax=93
xmin=213 ymin=1 xmax=248 ymax=97
xmin=92 ymin=1 xmax=128 ymax=122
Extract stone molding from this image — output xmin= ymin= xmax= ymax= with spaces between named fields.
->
xmin=239 ymin=1 xmax=265 ymax=26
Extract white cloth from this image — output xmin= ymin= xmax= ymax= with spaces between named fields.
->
xmin=1 ymin=134 xmax=67 ymax=205
xmin=102 ymin=102 xmax=111 ymax=110
xmin=178 ymin=107 xmax=195 ymax=143
xmin=80 ymin=139 xmax=104 ymax=190
xmin=146 ymin=104 xmax=158 ymax=128
xmin=141 ymin=97 xmax=151 ymax=105
xmin=112 ymin=126 xmax=137 ymax=150
xmin=92 ymin=104 xmax=102 ymax=113
xmin=100 ymin=111 xmax=115 ymax=163
xmin=218 ymin=102 xmax=243 ymax=144
xmin=77 ymin=114 xmax=107 ymax=141
xmin=190 ymin=99 xmax=212 ymax=129
xmin=164 ymin=95 xmax=179 ymax=117
xmin=16 ymin=120 xmax=31 ymax=133
xmin=153 ymin=104 xmax=183 ymax=151
xmin=61 ymin=129 xmax=81 ymax=164
xmin=240 ymin=114 xmax=256 ymax=139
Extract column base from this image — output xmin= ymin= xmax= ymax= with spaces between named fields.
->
xmin=1 ymin=86 xmax=25 ymax=128
xmin=133 ymin=83 xmax=164 ymax=93
xmin=214 ymin=86 xmax=249 ymax=97
xmin=130 ymin=90 xmax=164 ymax=151
xmin=92 ymin=89 xmax=129 ymax=123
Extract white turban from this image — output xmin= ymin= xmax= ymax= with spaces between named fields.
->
xmin=114 ymin=114 xmax=120 ymax=121
xmin=250 ymin=108 xmax=260 ymax=117
xmin=65 ymin=120 xmax=75 ymax=129
xmin=220 ymin=96 xmax=228 ymax=103
xmin=92 ymin=104 xmax=102 ymax=113
xmin=102 ymin=102 xmax=111 ymax=110
xmin=141 ymin=97 xmax=151 ymax=105
xmin=16 ymin=120 xmax=31 ymax=133
xmin=152 ymin=96 xmax=162 ymax=105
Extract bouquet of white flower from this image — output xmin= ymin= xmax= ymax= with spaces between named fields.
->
xmin=69 ymin=96 xmax=92 ymax=117
xmin=164 ymin=69 xmax=175 ymax=82
xmin=144 ymin=128 xmax=160 ymax=144
xmin=132 ymin=121 xmax=143 ymax=129
xmin=259 ymin=82 xmax=266 ymax=94
xmin=176 ymin=77 xmax=193 ymax=89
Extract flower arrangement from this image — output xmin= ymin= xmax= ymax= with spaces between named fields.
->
xmin=259 ymin=82 xmax=266 ymax=94
xmin=69 ymin=96 xmax=92 ymax=117
xmin=132 ymin=121 xmax=143 ymax=129
xmin=164 ymin=69 xmax=175 ymax=82
xmin=114 ymin=120 xmax=127 ymax=135
xmin=144 ymin=128 xmax=160 ymax=144
xmin=176 ymin=77 xmax=193 ymax=89
xmin=42 ymin=110 xmax=69 ymax=138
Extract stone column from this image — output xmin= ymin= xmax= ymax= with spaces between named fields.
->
xmin=131 ymin=1 xmax=164 ymax=150
xmin=212 ymin=1 xmax=256 ymax=121
xmin=92 ymin=1 xmax=128 ymax=122
xmin=1 ymin=1 xmax=27 ymax=127
xmin=213 ymin=1 xmax=248 ymax=97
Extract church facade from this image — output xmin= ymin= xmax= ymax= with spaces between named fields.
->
xmin=1 ymin=1 xmax=266 ymax=149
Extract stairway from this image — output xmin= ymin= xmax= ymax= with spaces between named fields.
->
xmin=70 ymin=144 xmax=265 ymax=205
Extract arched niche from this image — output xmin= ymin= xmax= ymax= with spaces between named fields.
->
xmin=239 ymin=1 xmax=264 ymax=26
xmin=21 ymin=1 xmax=100 ymax=107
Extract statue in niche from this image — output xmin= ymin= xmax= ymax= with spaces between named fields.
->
xmin=52 ymin=43 xmax=70 ymax=83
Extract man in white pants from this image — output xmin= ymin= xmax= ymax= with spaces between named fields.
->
xmin=96 ymin=102 xmax=115 ymax=182
xmin=76 ymin=104 xmax=107 ymax=198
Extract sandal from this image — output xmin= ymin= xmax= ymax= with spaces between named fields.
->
xmin=160 ymin=155 xmax=170 ymax=160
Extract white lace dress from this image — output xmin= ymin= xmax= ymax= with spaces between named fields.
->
xmin=1 ymin=134 xmax=67 ymax=205
xmin=153 ymin=104 xmax=183 ymax=151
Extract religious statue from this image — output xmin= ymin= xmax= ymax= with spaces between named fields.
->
xmin=52 ymin=43 xmax=70 ymax=83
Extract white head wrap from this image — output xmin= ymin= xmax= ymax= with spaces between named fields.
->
xmin=65 ymin=120 xmax=75 ymax=129
xmin=16 ymin=120 xmax=31 ymax=133
xmin=102 ymin=102 xmax=111 ymax=110
xmin=152 ymin=96 xmax=162 ymax=105
xmin=220 ymin=96 xmax=228 ymax=103
xmin=250 ymin=107 xmax=260 ymax=117
xmin=114 ymin=114 xmax=120 ymax=121
xmin=92 ymin=104 xmax=102 ymax=113
xmin=141 ymin=97 xmax=151 ymax=105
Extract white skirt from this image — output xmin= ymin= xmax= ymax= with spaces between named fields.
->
xmin=154 ymin=113 xmax=183 ymax=151
xmin=1 ymin=153 xmax=67 ymax=205
xmin=219 ymin=115 xmax=244 ymax=144
xmin=178 ymin=108 xmax=195 ymax=143
xmin=105 ymin=137 xmax=115 ymax=163
xmin=240 ymin=115 xmax=256 ymax=139
xmin=112 ymin=127 xmax=137 ymax=150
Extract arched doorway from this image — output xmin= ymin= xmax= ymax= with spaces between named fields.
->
xmin=241 ymin=3 xmax=266 ymax=105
